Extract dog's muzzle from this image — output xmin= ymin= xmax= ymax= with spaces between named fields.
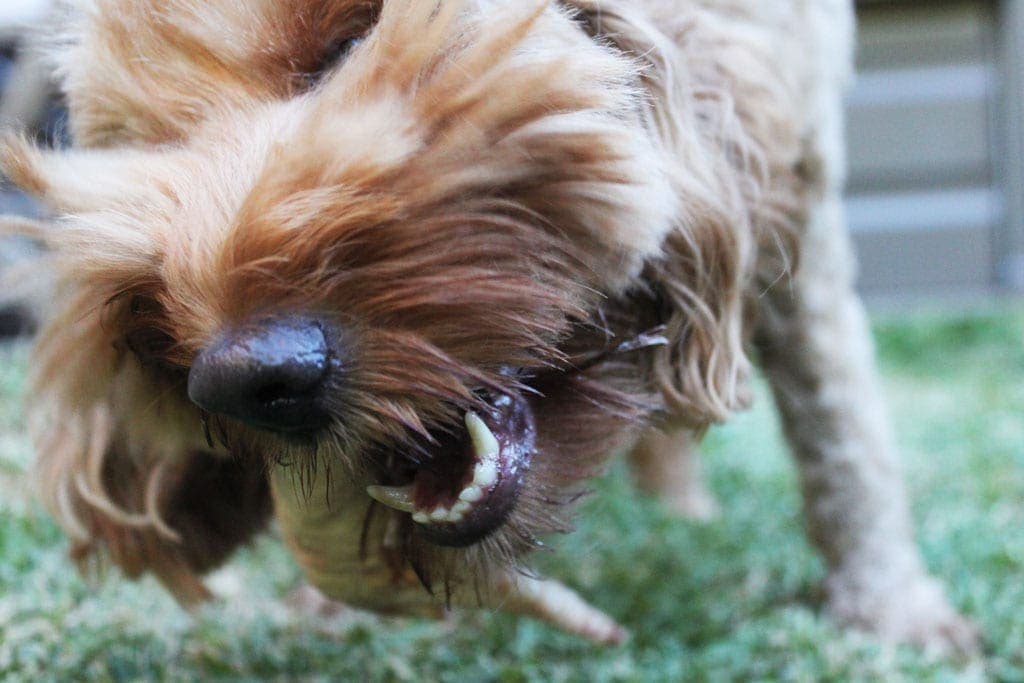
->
xmin=187 ymin=315 xmax=534 ymax=548
xmin=187 ymin=316 xmax=332 ymax=434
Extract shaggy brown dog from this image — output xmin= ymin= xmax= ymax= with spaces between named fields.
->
xmin=1 ymin=0 xmax=976 ymax=651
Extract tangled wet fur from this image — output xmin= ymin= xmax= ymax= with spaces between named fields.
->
xmin=1 ymin=0 xmax=977 ymax=652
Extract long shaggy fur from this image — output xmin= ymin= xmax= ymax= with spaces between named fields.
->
xmin=0 ymin=0 xmax=975 ymax=651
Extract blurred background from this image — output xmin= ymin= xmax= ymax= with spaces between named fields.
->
xmin=0 ymin=0 xmax=54 ymax=339
xmin=851 ymin=0 xmax=1024 ymax=301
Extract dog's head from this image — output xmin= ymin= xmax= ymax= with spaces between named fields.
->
xmin=3 ymin=0 xmax=779 ymax=602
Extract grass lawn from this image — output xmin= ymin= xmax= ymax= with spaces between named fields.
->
xmin=0 ymin=305 xmax=1022 ymax=681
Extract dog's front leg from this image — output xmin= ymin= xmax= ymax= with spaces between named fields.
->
xmin=495 ymin=574 xmax=627 ymax=645
xmin=283 ymin=572 xmax=626 ymax=645
xmin=754 ymin=196 xmax=977 ymax=655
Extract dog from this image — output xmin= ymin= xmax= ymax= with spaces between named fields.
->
xmin=0 ymin=0 xmax=976 ymax=653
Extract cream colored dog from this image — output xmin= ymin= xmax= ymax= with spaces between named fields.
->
xmin=0 ymin=0 xmax=975 ymax=653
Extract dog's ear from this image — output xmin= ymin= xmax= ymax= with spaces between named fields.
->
xmin=567 ymin=0 xmax=801 ymax=427
xmin=643 ymin=233 xmax=752 ymax=428
xmin=2 ymin=137 xmax=272 ymax=598
xmin=29 ymin=307 xmax=271 ymax=605
xmin=563 ymin=1 xmax=750 ymax=426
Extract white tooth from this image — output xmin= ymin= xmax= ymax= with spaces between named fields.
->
xmin=465 ymin=411 xmax=499 ymax=461
xmin=412 ymin=511 xmax=429 ymax=524
xmin=366 ymin=485 xmax=416 ymax=513
xmin=459 ymin=485 xmax=484 ymax=503
xmin=474 ymin=459 xmax=498 ymax=488
xmin=430 ymin=507 xmax=450 ymax=522
xmin=452 ymin=501 xmax=471 ymax=515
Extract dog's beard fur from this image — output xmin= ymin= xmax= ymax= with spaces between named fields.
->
xmin=1 ymin=0 xmax=802 ymax=607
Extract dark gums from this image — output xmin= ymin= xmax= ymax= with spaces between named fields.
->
xmin=416 ymin=394 xmax=535 ymax=547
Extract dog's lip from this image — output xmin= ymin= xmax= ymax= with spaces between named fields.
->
xmin=367 ymin=393 xmax=535 ymax=548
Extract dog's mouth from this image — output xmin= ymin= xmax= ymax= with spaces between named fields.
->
xmin=360 ymin=325 xmax=671 ymax=549
xmin=366 ymin=392 xmax=535 ymax=548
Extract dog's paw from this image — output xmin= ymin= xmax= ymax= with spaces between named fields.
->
xmin=661 ymin=486 xmax=720 ymax=521
xmin=285 ymin=583 xmax=351 ymax=619
xmin=825 ymin=571 xmax=979 ymax=657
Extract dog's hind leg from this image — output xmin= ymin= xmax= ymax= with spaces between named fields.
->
xmin=628 ymin=423 xmax=718 ymax=520
xmin=754 ymin=195 xmax=977 ymax=655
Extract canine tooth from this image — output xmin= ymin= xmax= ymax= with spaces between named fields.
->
xmin=459 ymin=485 xmax=484 ymax=503
xmin=366 ymin=485 xmax=416 ymax=513
xmin=430 ymin=507 xmax=450 ymax=522
xmin=474 ymin=459 xmax=498 ymax=488
xmin=412 ymin=511 xmax=430 ymax=524
xmin=465 ymin=411 xmax=499 ymax=461
xmin=452 ymin=501 xmax=471 ymax=515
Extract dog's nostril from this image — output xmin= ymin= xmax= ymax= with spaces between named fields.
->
xmin=187 ymin=316 xmax=333 ymax=434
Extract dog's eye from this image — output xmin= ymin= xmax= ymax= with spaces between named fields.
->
xmin=300 ymin=35 xmax=365 ymax=88
xmin=321 ymin=35 xmax=364 ymax=71
xmin=125 ymin=326 xmax=177 ymax=364
xmin=128 ymin=293 xmax=158 ymax=318
xmin=124 ymin=295 xmax=185 ymax=373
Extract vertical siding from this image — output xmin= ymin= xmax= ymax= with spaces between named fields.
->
xmin=848 ymin=1 xmax=999 ymax=296
xmin=995 ymin=0 xmax=1024 ymax=288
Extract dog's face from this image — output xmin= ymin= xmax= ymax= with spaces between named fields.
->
xmin=4 ymin=0 xmax=705 ymax=596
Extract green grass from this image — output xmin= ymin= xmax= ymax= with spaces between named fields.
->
xmin=0 ymin=306 xmax=1022 ymax=682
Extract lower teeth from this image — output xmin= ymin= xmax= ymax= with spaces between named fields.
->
xmin=365 ymin=484 xmax=416 ymax=513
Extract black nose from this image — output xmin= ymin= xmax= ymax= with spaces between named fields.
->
xmin=187 ymin=317 xmax=332 ymax=434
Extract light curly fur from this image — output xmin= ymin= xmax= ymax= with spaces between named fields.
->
xmin=0 ymin=0 xmax=975 ymax=652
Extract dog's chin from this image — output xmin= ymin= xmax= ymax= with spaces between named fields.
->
xmin=366 ymin=392 xmax=535 ymax=549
